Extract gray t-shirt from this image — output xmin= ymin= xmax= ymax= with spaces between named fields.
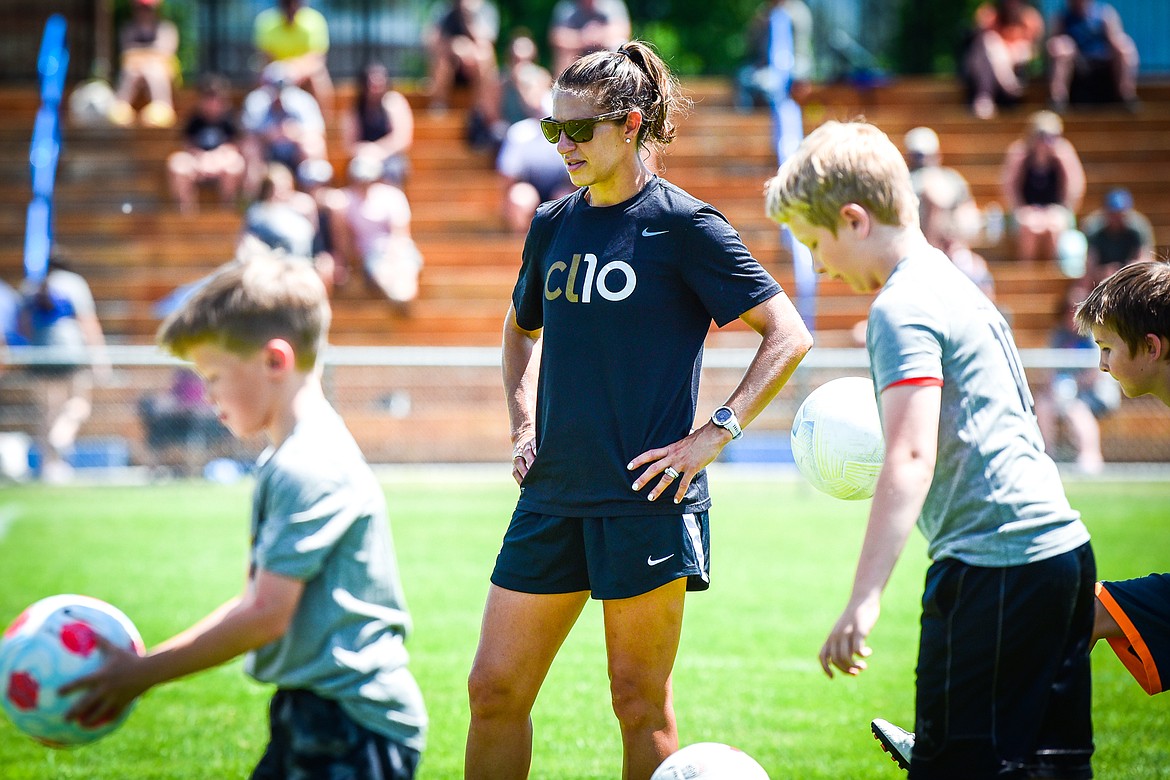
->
xmin=245 ymin=403 xmax=426 ymax=750
xmin=867 ymin=249 xmax=1089 ymax=567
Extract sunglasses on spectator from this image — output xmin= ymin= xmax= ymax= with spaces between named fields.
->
xmin=540 ymin=109 xmax=629 ymax=144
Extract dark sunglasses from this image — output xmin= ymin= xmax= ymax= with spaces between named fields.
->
xmin=540 ymin=109 xmax=629 ymax=144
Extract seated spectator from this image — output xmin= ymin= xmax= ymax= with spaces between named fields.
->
xmin=425 ymin=0 xmax=501 ymax=123
xmin=548 ymin=0 xmax=631 ymax=77
xmin=108 ymin=0 xmax=180 ymax=128
xmin=903 ymin=127 xmax=996 ymax=299
xmin=137 ymin=367 xmax=231 ymax=478
xmin=341 ymin=62 xmax=414 ymax=187
xmin=252 ymin=0 xmax=334 ymax=115
xmin=331 ymin=155 xmax=423 ymax=310
xmin=238 ymin=163 xmax=336 ymax=294
xmin=496 ymin=65 xmax=574 ymax=233
xmin=1047 ymin=0 xmax=1139 ymax=111
xmin=240 ymin=64 xmax=327 ymax=198
xmin=240 ymin=163 xmax=316 ymax=259
xmin=499 ymin=30 xmax=544 ymax=127
xmin=1000 ymin=110 xmax=1086 ymax=264
xmin=1034 ymin=279 xmax=1119 ymax=473
xmin=17 ymin=257 xmax=110 ymax=483
xmin=1081 ymin=187 xmax=1156 ymax=284
xmin=963 ymin=0 xmax=1045 ymax=119
xmin=296 ymin=158 xmax=345 ymax=288
xmin=166 ymin=74 xmax=246 ymax=215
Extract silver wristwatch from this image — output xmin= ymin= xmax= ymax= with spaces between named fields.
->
xmin=711 ymin=406 xmax=743 ymax=440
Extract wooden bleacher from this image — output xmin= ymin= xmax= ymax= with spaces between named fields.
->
xmin=1 ymin=75 xmax=1169 ymax=463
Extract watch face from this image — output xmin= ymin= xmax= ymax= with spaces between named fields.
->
xmin=714 ymin=408 xmax=733 ymax=425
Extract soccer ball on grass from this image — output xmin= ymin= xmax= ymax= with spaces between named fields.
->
xmin=0 ymin=594 xmax=144 ymax=747
xmin=790 ymin=376 xmax=885 ymax=500
xmin=651 ymin=741 xmax=770 ymax=779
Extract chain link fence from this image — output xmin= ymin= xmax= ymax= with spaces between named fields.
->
xmin=1 ymin=345 xmax=1168 ymax=482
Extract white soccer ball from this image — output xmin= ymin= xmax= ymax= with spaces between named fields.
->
xmin=0 ymin=594 xmax=144 ymax=747
xmin=790 ymin=376 xmax=885 ymax=500
xmin=652 ymin=742 xmax=770 ymax=780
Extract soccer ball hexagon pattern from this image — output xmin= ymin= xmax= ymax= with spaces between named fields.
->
xmin=0 ymin=594 xmax=144 ymax=747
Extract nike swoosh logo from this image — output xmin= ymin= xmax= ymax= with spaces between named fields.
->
xmin=641 ymin=228 xmax=668 ymax=237
xmin=647 ymin=553 xmax=675 ymax=566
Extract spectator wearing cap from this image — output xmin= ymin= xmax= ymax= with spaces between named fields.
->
xmin=108 ymin=0 xmax=180 ymax=128
xmin=904 ymin=127 xmax=996 ymax=299
xmin=166 ymin=74 xmax=246 ymax=215
xmin=1000 ymin=109 xmax=1086 ymax=264
xmin=331 ymin=155 xmax=423 ymax=310
xmin=1081 ymin=187 xmax=1156 ymax=284
xmin=240 ymin=64 xmax=327 ymax=198
xmin=253 ymin=0 xmax=334 ymax=115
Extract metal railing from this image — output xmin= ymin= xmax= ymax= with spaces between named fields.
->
xmin=3 ymin=346 xmax=1167 ymax=479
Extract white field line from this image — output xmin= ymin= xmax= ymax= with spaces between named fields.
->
xmin=0 ymin=505 xmax=20 ymax=543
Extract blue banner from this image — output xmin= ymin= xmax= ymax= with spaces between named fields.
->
xmin=25 ymin=14 xmax=68 ymax=284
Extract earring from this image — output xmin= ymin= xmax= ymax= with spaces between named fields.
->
xmin=625 ymin=138 xmax=632 ymax=144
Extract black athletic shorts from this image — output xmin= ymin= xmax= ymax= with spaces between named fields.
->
xmin=251 ymin=689 xmax=420 ymax=780
xmin=912 ymin=543 xmax=1096 ymax=779
xmin=491 ymin=510 xmax=711 ymax=600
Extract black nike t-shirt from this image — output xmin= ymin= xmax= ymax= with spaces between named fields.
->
xmin=512 ymin=177 xmax=782 ymax=517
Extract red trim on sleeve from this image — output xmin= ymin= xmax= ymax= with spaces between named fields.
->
xmin=883 ymin=376 xmax=944 ymax=391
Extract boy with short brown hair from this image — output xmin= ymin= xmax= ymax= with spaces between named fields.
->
xmin=67 ymin=257 xmax=426 ymax=777
xmin=1076 ymin=259 xmax=1170 ymax=694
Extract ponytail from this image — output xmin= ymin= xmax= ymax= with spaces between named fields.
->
xmin=555 ymin=40 xmax=692 ymax=156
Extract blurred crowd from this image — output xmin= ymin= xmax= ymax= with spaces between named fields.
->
xmin=4 ymin=0 xmax=1158 ymax=481
xmin=73 ymin=0 xmax=644 ymax=305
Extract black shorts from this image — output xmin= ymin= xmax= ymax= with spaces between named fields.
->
xmin=912 ymin=544 xmax=1096 ymax=779
xmin=491 ymin=510 xmax=711 ymax=600
xmin=251 ymin=689 xmax=420 ymax=780
xmin=1097 ymin=573 xmax=1170 ymax=695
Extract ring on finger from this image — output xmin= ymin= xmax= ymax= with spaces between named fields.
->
xmin=663 ymin=467 xmax=681 ymax=480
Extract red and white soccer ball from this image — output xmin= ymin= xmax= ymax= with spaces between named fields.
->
xmin=651 ymin=742 xmax=771 ymax=780
xmin=0 ymin=594 xmax=144 ymax=747
xmin=790 ymin=376 xmax=886 ymax=500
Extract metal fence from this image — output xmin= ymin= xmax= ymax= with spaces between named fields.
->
xmin=2 ymin=345 xmax=1168 ymax=483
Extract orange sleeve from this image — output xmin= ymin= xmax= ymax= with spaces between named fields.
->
xmin=1097 ymin=581 xmax=1163 ymax=696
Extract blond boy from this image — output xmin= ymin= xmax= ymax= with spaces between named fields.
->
xmin=766 ymin=120 xmax=1095 ymax=778
xmin=65 ymin=257 xmax=426 ymax=778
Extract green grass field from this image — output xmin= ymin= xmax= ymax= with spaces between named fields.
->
xmin=1 ymin=471 xmax=1169 ymax=779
